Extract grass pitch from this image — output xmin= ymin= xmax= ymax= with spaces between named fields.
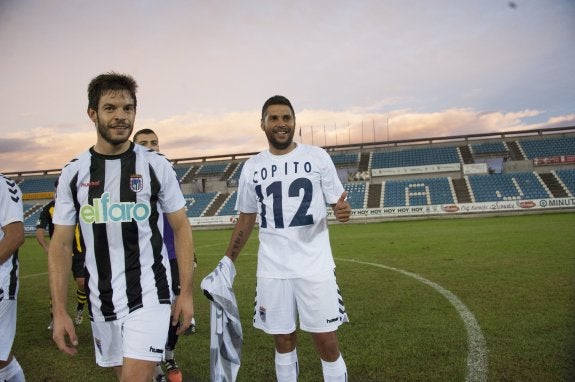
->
xmin=12 ymin=213 xmax=575 ymax=381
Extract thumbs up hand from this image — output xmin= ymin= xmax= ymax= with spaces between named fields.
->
xmin=332 ymin=191 xmax=351 ymax=223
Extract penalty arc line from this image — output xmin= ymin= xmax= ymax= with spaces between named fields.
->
xmin=338 ymin=258 xmax=488 ymax=382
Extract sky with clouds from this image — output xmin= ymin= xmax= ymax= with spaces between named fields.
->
xmin=1 ymin=0 xmax=574 ymax=173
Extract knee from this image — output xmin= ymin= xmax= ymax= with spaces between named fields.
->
xmin=274 ymin=332 xmax=297 ymax=353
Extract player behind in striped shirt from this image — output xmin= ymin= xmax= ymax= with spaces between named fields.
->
xmin=134 ymin=128 xmax=198 ymax=382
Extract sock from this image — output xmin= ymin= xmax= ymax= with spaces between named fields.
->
xmin=321 ymin=355 xmax=347 ymax=382
xmin=166 ymin=317 xmax=179 ymax=351
xmin=275 ymin=349 xmax=299 ymax=382
xmin=76 ymin=288 xmax=87 ymax=311
xmin=153 ymin=363 xmax=164 ymax=377
xmin=165 ymin=349 xmax=174 ymax=361
xmin=0 ymin=356 xmax=25 ymax=382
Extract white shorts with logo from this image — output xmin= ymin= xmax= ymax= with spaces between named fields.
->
xmin=0 ymin=297 xmax=17 ymax=361
xmin=253 ymin=269 xmax=349 ymax=334
xmin=90 ymin=304 xmax=171 ymax=367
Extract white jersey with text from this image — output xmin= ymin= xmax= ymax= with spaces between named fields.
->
xmin=0 ymin=174 xmax=23 ymax=300
xmin=235 ymin=143 xmax=344 ymax=278
xmin=53 ymin=143 xmax=186 ymax=322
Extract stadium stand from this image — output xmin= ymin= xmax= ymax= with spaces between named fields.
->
xmin=469 ymin=141 xmax=508 ymax=155
xmin=371 ymin=146 xmax=461 ymax=169
xmin=343 ymin=182 xmax=367 ymax=209
xmin=173 ymin=164 xmax=193 ymax=182
xmin=227 ymin=162 xmax=244 ymax=183
xmin=184 ymin=192 xmax=219 ymax=217
xmin=18 ymin=176 xmax=59 ymax=194
xmin=330 ymin=152 xmax=360 ymax=166
xmin=517 ymin=137 xmax=575 ymax=159
xmin=383 ymin=177 xmax=455 ymax=207
xmin=8 ymin=126 xmax=575 ymax=229
xmin=555 ymin=169 xmax=575 ymax=196
xmin=467 ymin=172 xmax=550 ymax=202
xmin=216 ymin=191 xmax=238 ymax=216
xmin=195 ymin=163 xmax=229 ymax=177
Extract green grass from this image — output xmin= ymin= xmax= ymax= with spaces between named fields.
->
xmin=12 ymin=213 xmax=575 ymax=381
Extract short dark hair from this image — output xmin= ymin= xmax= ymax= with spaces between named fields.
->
xmin=133 ymin=128 xmax=157 ymax=142
xmin=87 ymin=72 xmax=138 ymax=111
xmin=261 ymin=95 xmax=295 ymax=120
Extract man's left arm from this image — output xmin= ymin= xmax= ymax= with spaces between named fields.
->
xmin=166 ymin=207 xmax=195 ymax=334
xmin=331 ymin=192 xmax=351 ymax=223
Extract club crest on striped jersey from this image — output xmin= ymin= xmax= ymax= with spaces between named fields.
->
xmin=130 ymin=174 xmax=143 ymax=192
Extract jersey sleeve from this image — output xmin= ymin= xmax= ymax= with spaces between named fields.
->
xmin=53 ymin=171 xmax=80 ymax=226
xmin=0 ymin=176 xmax=23 ymax=227
xmin=318 ymin=149 xmax=345 ymax=205
xmin=157 ymin=156 xmax=186 ymax=214
xmin=234 ymin=160 xmax=258 ymax=213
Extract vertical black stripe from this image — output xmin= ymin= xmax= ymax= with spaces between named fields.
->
xmin=149 ymin=164 xmax=171 ymax=303
xmin=89 ymin=156 xmax=116 ymax=320
xmin=121 ymin=151 xmax=143 ymax=312
xmin=8 ymin=250 xmax=18 ymax=299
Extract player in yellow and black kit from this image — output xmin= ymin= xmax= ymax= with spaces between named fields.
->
xmin=36 ymin=180 xmax=87 ymax=329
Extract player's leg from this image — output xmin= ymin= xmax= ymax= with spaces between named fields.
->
xmin=121 ymin=304 xmax=171 ymax=381
xmin=163 ymin=319 xmax=182 ymax=382
xmin=253 ymin=277 xmax=299 ymax=382
xmin=296 ymin=269 xmax=349 ymax=382
xmin=71 ymin=253 xmax=87 ymax=325
xmin=182 ymin=255 xmax=197 ymax=336
xmin=0 ymin=355 xmax=25 ymax=382
xmin=310 ymin=331 xmax=347 ymax=382
xmin=0 ymin=299 xmax=25 ymax=382
xmin=162 ymin=258 xmax=183 ymax=382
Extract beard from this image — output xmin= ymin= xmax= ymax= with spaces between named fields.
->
xmin=96 ymin=116 xmax=133 ymax=146
xmin=265 ymin=128 xmax=295 ymax=151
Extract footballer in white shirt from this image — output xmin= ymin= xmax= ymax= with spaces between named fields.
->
xmin=223 ymin=95 xmax=351 ymax=382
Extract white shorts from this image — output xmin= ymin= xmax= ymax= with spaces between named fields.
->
xmin=90 ymin=304 xmax=171 ymax=367
xmin=0 ymin=297 xmax=17 ymax=361
xmin=253 ymin=269 xmax=349 ymax=334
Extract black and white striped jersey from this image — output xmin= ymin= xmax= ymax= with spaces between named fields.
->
xmin=0 ymin=173 xmax=23 ymax=300
xmin=53 ymin=143 xmax=186 ymax=322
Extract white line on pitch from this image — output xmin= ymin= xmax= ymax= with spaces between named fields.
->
xmin=338 ymin=258 xmax=488 ymax=382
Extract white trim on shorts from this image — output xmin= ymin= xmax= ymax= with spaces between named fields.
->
xmin=253 ymin=269 xmax=349 ymax=334
xmin=90 ymin=304 xmax=171 ymax=367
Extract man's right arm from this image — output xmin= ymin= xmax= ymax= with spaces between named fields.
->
xmin=36 ymin=228 xmax=50 ymax=253
xmin=225 ymin=212 xmax=257 ymax=263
